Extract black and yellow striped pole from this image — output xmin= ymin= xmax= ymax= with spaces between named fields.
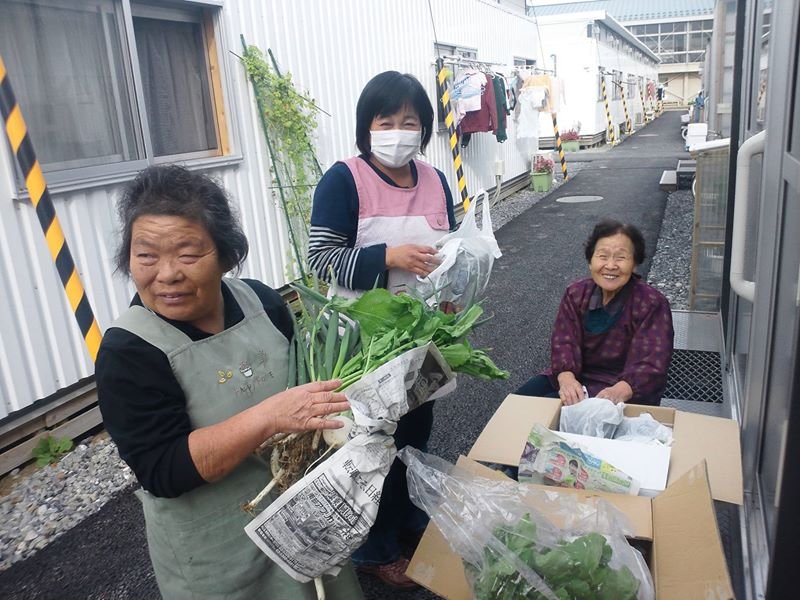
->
xmin=619 ymin=79 xmax=632 ymax=134
xmin=600 ymin=72 xmax=616 ymax=145
xmin=0 ymin=55 xmax=102 ymax=362
xmin=638 ymin=84 xmax=648 ymax=124
xmin=551 ymin=113 xmax=568 ymax=182
xmin=435 ymin=58 xmax=470 ymax=211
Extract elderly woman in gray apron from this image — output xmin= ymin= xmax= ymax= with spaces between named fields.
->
xmin=307 ymin=71 xmax=457 ymax=589
xmin=96 ymin=165 xmax=363 ymax=599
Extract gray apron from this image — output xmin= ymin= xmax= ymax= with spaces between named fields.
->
xmin=113 ymin=278 xmax=362 ymax=599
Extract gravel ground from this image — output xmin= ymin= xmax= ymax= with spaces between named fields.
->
xmin=0 ymin=433 xmax=135 ymax=572
xmin=645 ymin=189 xmax=694 ymax=310
xmin=0 ymin=140 xmax=693 ymax=596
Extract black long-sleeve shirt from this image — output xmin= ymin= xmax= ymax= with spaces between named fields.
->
xmin=96 ymin=279 xmax=292 ymax=498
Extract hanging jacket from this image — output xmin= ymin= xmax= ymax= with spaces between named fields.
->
xmin=460 ymin=73 xmax=498 ymax=135
xmin=493 ymin=76 xmax=509 ymax=143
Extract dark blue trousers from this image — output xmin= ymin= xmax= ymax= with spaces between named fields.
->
xmin=515 ymin=373 xmax=560 ymax=398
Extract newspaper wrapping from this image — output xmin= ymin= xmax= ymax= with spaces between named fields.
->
xmin=518 ymin=424 xmax=640 ymax=495
xmin=244 ymin=342 xmax=456 ymax=582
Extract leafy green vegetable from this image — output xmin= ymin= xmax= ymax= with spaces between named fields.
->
xmin=469 ymin=513 xmax=641 ymax=600
xmin=292 ymin=284 xmax=510 ymax=384
xmin=330 ymin=287 xmax=510 ymax=381
xmin=32 ymin=435 xmax=73 ymax=467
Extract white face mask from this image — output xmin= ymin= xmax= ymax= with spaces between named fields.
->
xmin=369 ymin=129 xmax=421 ymax=168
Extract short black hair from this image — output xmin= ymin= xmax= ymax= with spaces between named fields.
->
xmin=569 ymin=459 xmax=579 ymax=468
xmin=584 ymin=219 xmax=646 ymax=265
xmin=115 ymin=165 xmax=248 ymax=276
xmin=355 ymin=71 xmax=434 ymax=156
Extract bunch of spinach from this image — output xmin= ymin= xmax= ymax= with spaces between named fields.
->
xmin=290 ymin=284 xmax=509 ymax=388
xmin=467 ymin=513 xmax=640 ymax=600
xmin=256 ymin=284 xmax=509 ymax=500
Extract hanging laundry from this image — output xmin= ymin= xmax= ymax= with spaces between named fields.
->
xmin=511 ymin=71 xmax=525 ymax=120
xmin=506 ymin=73 xmax=518 ymax=113
xmin=516 ymin=86 xmax=542 ymax=140
xmin=524 ymin=85 xmax=548 ymax=110
xmin=493 ymin=75 xmax=509 ymax=143
xmin=450 ymin=69 xmax=485 ymax=125
xmin=523 ymin=74 xmax=562 ymax=113
xmin=460 ymin=73 xmax=498 ymax=143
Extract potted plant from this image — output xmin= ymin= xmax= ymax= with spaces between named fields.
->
xmin=531 ymin=156 xmax=555 ymax=192
xmin=560 ymin=129 xmax=580 ymax=152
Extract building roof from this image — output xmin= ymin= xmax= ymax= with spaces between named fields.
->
xmin=529 ymin=1 xmax=715 ymax=21
xmin=597 ymin=13 xmax=661 ymax=62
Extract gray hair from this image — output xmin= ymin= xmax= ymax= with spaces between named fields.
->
xmin=115 ymin=165 xmax=249 ymax=276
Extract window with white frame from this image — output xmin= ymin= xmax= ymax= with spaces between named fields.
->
xmin=434 ymin=42 xmax=478 ymax=61
xmin=0 ymin=0 xmax=228 ymax=184
xmin=612 ymin=70 xmax=622 ymax=100
xmin=434 ymin=43 xmax=478 ymax=129
xmin=513 ymin=57 xmax=536 ymax=68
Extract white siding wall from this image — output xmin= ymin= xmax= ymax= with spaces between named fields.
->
xmin=536 ymin=17 xmax=659 ymax=137
xmin=0 ymin=0 xmax=541 ymax=417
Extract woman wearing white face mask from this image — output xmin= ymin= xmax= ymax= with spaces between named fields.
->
xmin=309 ymin=71 xmax=456 ymax=299
xmin=308 ymin=71 xmax=456 ymax=589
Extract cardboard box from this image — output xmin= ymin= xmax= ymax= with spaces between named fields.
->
xmin=408 ymin=456 xmax=734 ymax=599
xmin=469 ymin=395 xmax=743 ymax=505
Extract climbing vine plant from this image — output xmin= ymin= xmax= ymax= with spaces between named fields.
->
xmin=241 ymin=42 xmax=321 ymax=280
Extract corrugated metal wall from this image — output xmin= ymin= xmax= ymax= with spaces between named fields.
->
xmin=231 ymin=0 xmax=540 ymax=204
xmin=0 ymin=0 xmax=541 ymax=418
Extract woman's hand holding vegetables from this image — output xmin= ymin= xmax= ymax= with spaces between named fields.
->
xmin=262 ymin=380 xmax=350 ymax=436
xmin=596 ymin=380 xmax=633 ymax=404
xmin=386 ymin=244 xmax=440 ymax=277
xmin=557 ymin=372 xmax=585 ymax=405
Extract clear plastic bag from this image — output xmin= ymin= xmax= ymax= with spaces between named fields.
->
xmin=559 ymin=397 xmax=625 ymax=438
xmin=399 ymin=447 xmax=654 ymax=600
xmin=417 ymin=190 xmax=502 ymax=309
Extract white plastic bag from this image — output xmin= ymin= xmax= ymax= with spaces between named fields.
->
xmin=417 ymin=190 xmax=502 ymax=309
xmin=615 ymin=413 xmax=674 ymax=445
xmin=559 ymin=398 xmax=674 ymax=445
xmin=560 ymin=397 xmax=625 ymax=438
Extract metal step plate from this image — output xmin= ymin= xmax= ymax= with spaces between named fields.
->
xmin=664 ymin=349 xmax=724 ymax=404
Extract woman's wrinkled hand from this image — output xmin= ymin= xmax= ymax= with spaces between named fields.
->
xmin=386 ymin=244 xmax=441 ymax=277
xmin=596 ymin=381 xmax=633 ymax=404
xmin=557 ymin=372 xmax=585 ymax=406
xmin=262 ymin=380 xmax=350 ymax=435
